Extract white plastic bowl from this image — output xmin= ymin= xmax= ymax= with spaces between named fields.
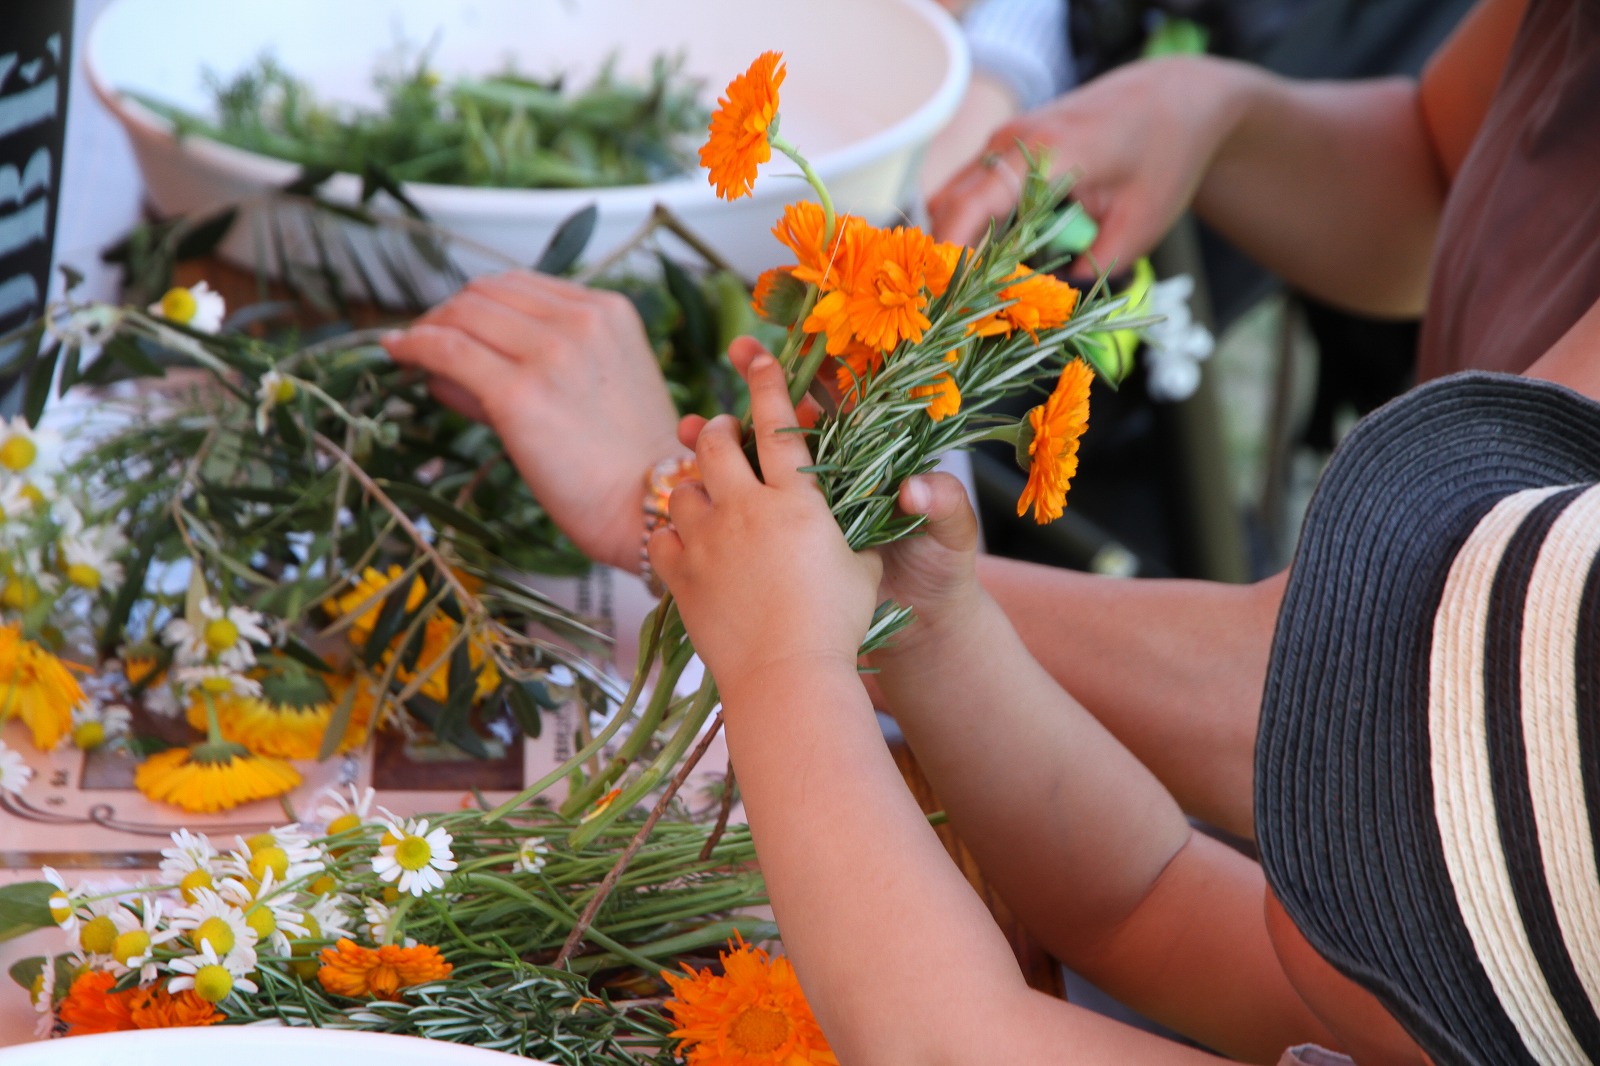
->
xmin=0 ymin=1026 xmax=540 ymax=1065
xmin=86 ymin=0 xmax=969 ymax=281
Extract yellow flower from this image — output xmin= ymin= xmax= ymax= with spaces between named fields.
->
xmin=662 ymin=935 xmax=837 ymax=1066
xmin=969 ymin=265 xmax=1079 ymax=340
xmin=332 ymin=567 xmax=499 ymax=703
xmin=186 ymin=672 xmax=375 ymax=760
xmin=316 ymin=938 xmax=452 ymax=999
xmin=909 ymin=351 xmax=962 ymax=422
xmin=134 ymin=743 xmax=300 ymax=813
xmin=0 ymin=623 xmax=83 ymax=749
xmin=1016 ymin=360 xmax=1094 ymax=525
xmin=700 ymin=51 xmax=785 ymax=200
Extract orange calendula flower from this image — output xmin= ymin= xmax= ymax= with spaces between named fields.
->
xmin=970 ymin=265 xmax=1079 ymax=340
xmin=831 ymin=339 xmax=886 ymax=396
xmin=58 ymin=971 xmax=135 ymax=1035
xmin=1016 ymin=360 xmax=1094 ymax=525
xmin=910 ymin=351 xmax=962 ymax=422
xmin=0 ymin=622 xmax=83 ymax=749
xmin=841 ymin=227 xmax=955 ymax=354
xmin=662 ymin=935 xmax=837 ymax=1066
xmin=316 ymin=938 xmax=453 ymax=999
xmin=333 ymin=566 xmax=500 ymax=704
xmin=700 ymin=51 xmax=785 ymax=200
xmin=125 ymin=984 xmax=223 ymax=1029
xmin=773 ymin=202 xmax=870 ymax=292
xmin=134 ymin=743 xmax=301 ymax=813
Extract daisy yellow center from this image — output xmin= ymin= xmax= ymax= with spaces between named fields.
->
xmin=248 ymin=845 xmax=289 ymax=882
xmin=193 ymin=964 xmax=233 ymax=1003
xmin=382 ymin=886 xmax=400 ymax=904
xmin=728 ymin=1006 xmax=791 ymax=1054
xmin=394 ymin=834 xmax=433 ymax=871
xmin=202 ymin=617 xmax=240 ymax=654
xmin=1 ymin=580 xmax=40 ymax=610
xmin=245 ymin=906 xmax=276 ymax=939
xmin=48 ymin=892 xmax=72 ymax=925
xmin=65 ymin=563 xmax=102 ymax=590
xmin=80 ymin=915 xmax=118 ymax=955
xmin=112 ymin=928 xmax=151 ymax=964
xmin=28 ymin=972 xmax=44 ymax=1005
xmin=326 ymin=813 xmax=361 ymax=836
xmin=271 ymin=377 xmax=296 ymax=404
xmin=159 ymin=287 xmax=198 ymax=324
xmin=199 ymin=674 xmax=236 ymax=694
xmin=309 ymin=874 xmax=336 ymax=896
xmin=179 ymin=869 xmax=213 ymax=903
xmin=72 ymin=721 xmax=106 ymax=749
xmin=20 ymin=483 xmax=44 ymax=507
xmin=195 ymin=916 xmax=235 ymax=956
xmin=246 ymin=832 xmax=277 ymax=852
xmin=0 ymin=435 xmax=36 ymax=472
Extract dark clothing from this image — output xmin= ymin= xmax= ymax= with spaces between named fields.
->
xmin=1417 ymin=0 xmax=1600 ymax=380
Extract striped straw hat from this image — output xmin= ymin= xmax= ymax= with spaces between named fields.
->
xmin=1256 ymin=372 xmax=1600 ymax=1066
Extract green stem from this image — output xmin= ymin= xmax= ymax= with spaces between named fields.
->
xmin=560 ymin=640 xmax=694 ymax=816
xmin=383 ymin=894 xmax=416 ymax=946
xmin=772 ymin=133 xmax=834 ymax=247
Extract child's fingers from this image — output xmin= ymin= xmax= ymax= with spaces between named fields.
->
xmin=666 ymin=479 xmax=713 ymax=533
xmin=897 ymin=473 xmax=980 ymax=554
xmin=677 ymin=414 xmax=709 ymax=451
xmin=646 ymin=526 xmax=684 ymax=586
xmin=745 ymin=354 xmax=817 ymax=490
xmin=729 ymin=337 xmax=824 ymax=427
xmin=693 ymin=414 xmax=757 ymax=497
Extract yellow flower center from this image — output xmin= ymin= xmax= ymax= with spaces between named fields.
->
xmin=245 ymin=832 xmax=277 ymax=853
xmin=20 ymin=483 xmax=44 ymax=507
xmin=193 ymin=964 xmax=233 ymax=1003
xmin=199 ymin=674 xmax=236 ymax=695
xmin=112 ymin=929 xmax=151 ymax=964
xmin=195 ymin=916 xmax=235 ymax=956
xmin=728 ymin=1007 xmax=790 ymax=1054
xmin=49 ymin=891 xmax=73 ymax=925
xmin=326 ymin=813 xmax=360 ymax=836
xmin=394 ymin=835 xmax=433 ymax=872
xmin=72 ymin=721 xmax=107 ymax=750
xmin=202 ymin=617 xmax=240 ymax=654
xmin=65 ymin=563 xmax=102 ymax=590
xmin=382 ymin=886 xmax=400 ymax=904
xmin=309 ymin=874 xmax=336 ymax=896
xmin=245 ymin=906 xmax=277 ymax=939
xmin=0 ymin=435 xmax=36 ymax=472
xmin=80 ymin=915 xmax=118 ymax=955
xmin=159 ymin=287 xmax=198 ymax=324
xmin=179 ymin=869 xmax=213 ymax=903
xmin=271 ymin=377 xmax=297 ymax=404
xmin=28 ymin=972 xmax=44 ymax=1005
xmin=1 ymin=579 xmax=40 ymax=610
xmin=248 ymin=845 xmax=289 ymax=882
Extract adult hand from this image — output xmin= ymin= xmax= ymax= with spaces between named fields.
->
xmin=653 ymin=351 xmax=881 ymax=702
xmin=928 ymin=55 xmax=1247 ymax=276
xmin=382 ymin=271 xmax=686 ymax=573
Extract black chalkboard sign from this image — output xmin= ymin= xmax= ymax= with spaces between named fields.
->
xmin=0 ymin=1 xmax=75 ymax=384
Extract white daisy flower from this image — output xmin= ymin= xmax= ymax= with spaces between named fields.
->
xmin=167 ymin=942 xmax=257 ymax=1003
xmin=254 ymin=370 xmax=298 ymax=435
xmin=43 ymin=303 xmax=117 ymax=355
xmin=0 ymin=739 xmax=32 ymax=795
xmin=41 ymin=867 xmax=83 ymax=931
xmin=221 ymin=824 xmax=323 ymax=885
xmin=314 ymin=784 xmax=377 ymax=836
xmin=59 ymin=524 xmax=128 ymax=592
xmin=217 ymin=870 xmax=309 ymax=956
xmin=173 ymin=665 xmax=262 ymax=700
xmin=309 ymin=893 xmax=356 ymax=940
xmin=149 ymin=280 xmax=226 ymax=334
xmin=0 ymin=416 xmax=61 ymax=478
xmin=1141 ymin=274 xmax=1215 ymax=404
xmin=170 ymin=888 xmax=259 ymax=977
xmin=162 ymin=597 xmax=271 ymax=669
xmin=68 ymin=895 xmax=133 ymax=962
xmin=0 ymin=477 xmax=37 ymax=525
xmin=372 ymin=817 xmax=457 ymax=897
xmin=30 ymin=953 xmax=63 ymax=1037
xmin=70 ymin=702 xmax=132 ymax=751
xmin=160 ymin=828 xmax=220 ymax=901
xmin=362 ymin=899 xmax=416 ymax=947
xmin=109 ymin=896 xmax=180 ymax=984
xmin=513 ymin=837 xmax=550 ymax=876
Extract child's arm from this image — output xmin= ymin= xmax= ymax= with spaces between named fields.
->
xmin=653 ymin=355 xmax=1295 ymax=1065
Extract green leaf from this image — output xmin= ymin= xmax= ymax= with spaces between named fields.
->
xmin=376 ymin=480 xmax=501 ymax=547
xmin=659 ymin=253 xmax=712 ymax=360
xmin=405 ymin=694 xmax=489 ymax=759
xmin=534 ymin=204 xmax=598 ymax=275
xmin=504 ymin=681 xmax=544 ymax=738
xmin=0 ymin=883 xmax=56 ymax=943
xmin=279 ymin=634 xmax=335 ymax=674
xmin=361 ymin=577 xmax=419 ymax=670
xmin=98 ymin=516 xmax=171 ymax=660
xmin=100 ymin=334 xmax=165 ymax=378
xmin=283 ymin=166 xmax=336 ymax=197
xmin=21 ymin=343 xmax=60 ymax=426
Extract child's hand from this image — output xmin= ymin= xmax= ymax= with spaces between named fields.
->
xmin=875 ymin=472 xmax=984 ymax=650
xmin=650 ymin=352 xmax=882 ymax=702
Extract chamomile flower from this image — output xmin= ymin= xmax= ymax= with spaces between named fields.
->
xmin=108 ymin=896 xmax=179 ymax=984
xmin=160 ymin=829 xmax=220 ymax=902
xmin=254 ymin=371 xmax=298 ymax=435
xmin=70 ymin=702 xmax=131 ymax=751
xmin=217 ymin=870 xmax=309 ymax=956
xmin=149 ymin=280 xmax=226 ymax=334
xmin=0 ymin=416 xmax=60 ymax=477
xmin=43 ymin=303 xmax=117 ymax=355
xmin=163 ymin=598 xmax=271 ymax=670
xmin=309 ymin=893 xmax=355 ymax=940
xmin=30 ymin=951 xmax=63 ymax=1037
xmin=513 ymin=837 xmax=550 ymax=876
xmin=171 ymin=888 xmax=258 ymax=977
xmin=362 ymin=899 xmax=415 ymax=947
xmin=223 ymin=824 xmax=323 ymax=884
xmin=167 ymin=942 xmax=257 ymax=1003
xmin=315 ymin=784 xmax=378 ymax=836
xmin=173 ymin=665 xmax=262 ymax=700
xmin=59 ymin=524 xmax=127 ymax=592
xmin=41 ymin=867 xmax=83 ymax=931
xmin=372 ymin=817 xmax=457 ymax=897
xmin=0 ymin=738 xmax=32 ymax=794
xmin=68 ymin=895 xmax=132 ymax=962
xmin=0 ymin=477 xmax=37 ymax=525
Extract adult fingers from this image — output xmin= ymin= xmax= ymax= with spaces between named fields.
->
xmin=414 ymin=290 xmax=557 ymax=368
xmin=744 ymin=354 xmax=816 ymax=490
xmin=897 ymin=473 xmax=980 ymax=554
xmin=383 ymin=324 xmax=509 ymax=397
xmin=692 ymin=414 xmax=757 ymax=497
xmin=425 ymin=376 xmax=489 ymax=424
xmin=927 ymin=141 xmax=1031 ymax=245
xmin=464 ymin=270 xmax=589 ymax=319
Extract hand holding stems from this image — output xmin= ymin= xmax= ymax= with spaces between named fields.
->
xmin=652 ymin=351 xmax=882 ymax=706
xmin=380 ymin=271 xmax=687 ymax=574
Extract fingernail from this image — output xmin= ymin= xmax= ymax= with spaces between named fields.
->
xmin=380 ymin=329 xmax=404 ymax=347
xmin=749 ymin=353 xmax=775 ymax=372
xmin=902 ymin=477 xmax=930 ymax=513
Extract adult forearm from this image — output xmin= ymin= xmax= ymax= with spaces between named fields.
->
xmin=975 ymin=555 xmax=1283 ymax=837
xmin=1193 ymin=60 xmax=1446 ymax=316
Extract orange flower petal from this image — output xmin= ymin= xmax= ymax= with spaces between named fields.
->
xmin=700 ymin=52 xmax=785 ymax=200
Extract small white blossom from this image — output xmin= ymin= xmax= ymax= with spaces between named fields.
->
xmin=0 ymin=416 xmax=61 ymax=478
xmin=167 ymin=942 xmax=258 ymax=1000
xmin=173 ymin=665 xmax=262 ymax=700
xmin=1140 ymin=274 xmax=1215 ymax=403
xmin=313 ymin=784 xmax=377 ymax=835
xmin=170 ymin=888 xmax=259 ymax=976
xmin=362 ymin=899 xmax=417 ymax=947
xmin=254 ymin=370 xmax=298 ymax=435
xmin=108 ymin=896 xmax=179 ymax=984
xmin=372 ymin=817 xmax=457 ymax=897
xmin=59 ymin=524 xmax=128 ymax=592
xmin=162 ymin=597 xmax=271 ymax=669
xmin=514 ymin=837 xmax=550 ymax=876
xmin=0 ymin=739 xmax=32 ymax=794
xmin=149 ymin=280 xmax=225 ymax=334
xmin=70 ymin=702 xmax=132 ymax=750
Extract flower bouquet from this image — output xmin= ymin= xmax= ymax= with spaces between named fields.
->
xmin=2 ymin=48 xmax=1148 ymax=1065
